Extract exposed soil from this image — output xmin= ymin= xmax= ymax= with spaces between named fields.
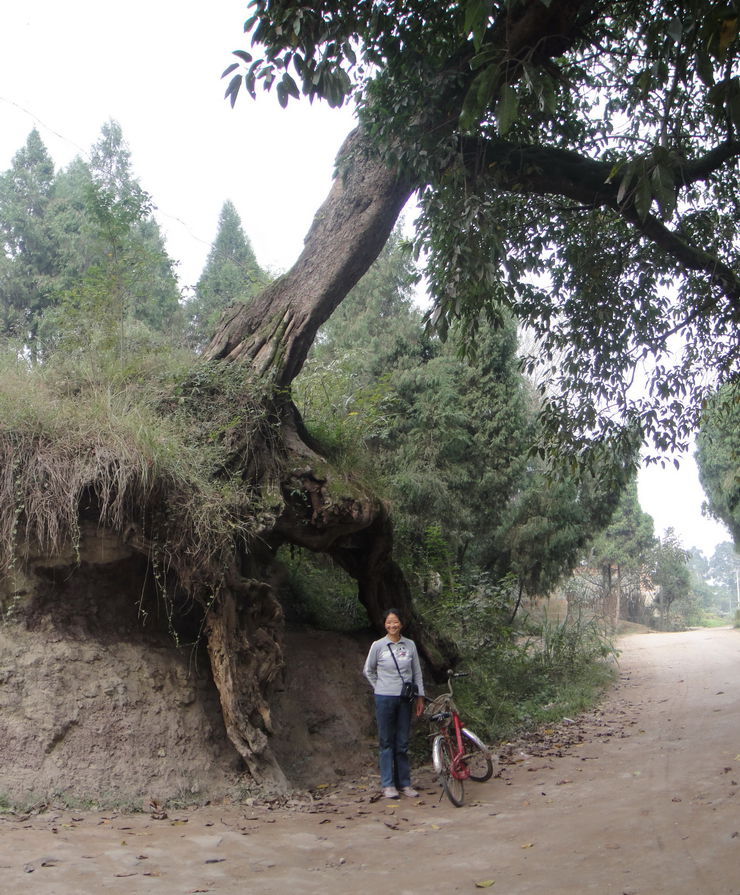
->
xmin=0 ymin=543 xmax=377 ymax=805
xmin=2 ymin=626 xmax=739 ymax=894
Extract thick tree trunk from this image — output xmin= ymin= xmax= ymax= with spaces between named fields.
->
xmin=203 ymin=565 xmax=287 ymax=787
xmin=196 ymin=131 xmax=448 ymax=785
xmin=203 ymin=128 xmax=414 ymax=388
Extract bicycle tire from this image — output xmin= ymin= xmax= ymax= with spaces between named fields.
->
xmin=461 ymin=727 xmax=494 ymax=782
xmin=432 ymin=733 xmax=465 ymax=807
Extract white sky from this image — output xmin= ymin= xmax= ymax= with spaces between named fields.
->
xmin=0 ymin=1 xmax=732 ymax=557
xmin=0 ymin=1 xmax=357 ymax=287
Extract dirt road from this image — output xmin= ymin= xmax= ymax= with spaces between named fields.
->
xmin=2 ymin=627 xmax=739 ymax=894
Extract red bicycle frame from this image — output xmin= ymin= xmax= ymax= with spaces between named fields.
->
xmin=446 ymin=710 xmax=471 ymax=779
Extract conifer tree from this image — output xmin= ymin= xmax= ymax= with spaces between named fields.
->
xmin=0 ymin=129 xmax=58 ymax=349
xmin=39 ymin=121 xmax=181 ymax=354
xmin=696 ymin=382 xmax=740 ymax=546
xmin=188 ymin=200 xmax=268 ymax=348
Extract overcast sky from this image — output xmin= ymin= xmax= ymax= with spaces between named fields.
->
xmin=0 ymin=1 xmax=732 ymax=556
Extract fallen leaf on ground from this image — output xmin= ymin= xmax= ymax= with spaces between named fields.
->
xmin=474 ymin=880 xmax=495 ymax=888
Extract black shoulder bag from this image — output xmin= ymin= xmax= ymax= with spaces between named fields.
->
xmin=388 ymin=642 xmax=419 ymax=703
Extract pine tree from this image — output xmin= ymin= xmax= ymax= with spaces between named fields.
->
xmin=39 ymin=121 xmax=181 ymax=354
xmin=0 ymin=129 xmax=58 ymax=350
xmin=188 ymin=200 xmax=268 ymax=348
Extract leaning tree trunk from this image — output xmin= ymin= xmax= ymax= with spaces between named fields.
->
xmin=203 ymin=127 xmax=413 ymax=386
xmin=196 ymin=128 xmax=455 ymax=785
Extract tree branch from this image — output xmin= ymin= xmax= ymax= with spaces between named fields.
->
xmin=678 ymin=140 xmax=740 ymax=187
xmin=460 ymin=136 xmax=740 ymax=317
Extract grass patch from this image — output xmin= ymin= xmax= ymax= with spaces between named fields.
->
xmin=698 ymin=613 xmax=733 ymax=628
xmin=0 ymin=342 xmax=281 ymax=632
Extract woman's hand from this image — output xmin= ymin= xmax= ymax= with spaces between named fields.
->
xmin=415 ymin=695 xmax=425 ymax=718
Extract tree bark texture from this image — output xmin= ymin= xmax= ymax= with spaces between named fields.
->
xmin=272 ymin=455 xmax=458 ymax=673
xmin=203 ymin=567 xmax=288 ymax=787
xmin=202 ymin=128 xmax=414 ymax=387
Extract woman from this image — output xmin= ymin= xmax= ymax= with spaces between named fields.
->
xmin=363 ymin=608 xmax=425 ymax=799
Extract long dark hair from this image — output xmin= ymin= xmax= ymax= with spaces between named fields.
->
xmin=382 ymin=607 xmax=403 ymax=623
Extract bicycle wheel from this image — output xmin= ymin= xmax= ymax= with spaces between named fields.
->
xmin=432 ymin=734 xmax=465 ymax=807
xmin=462 ymin=728 xmax=494 ymax=782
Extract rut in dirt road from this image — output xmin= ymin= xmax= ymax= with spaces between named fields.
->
xmin=0 ymin=628 xmax=738 ymax=894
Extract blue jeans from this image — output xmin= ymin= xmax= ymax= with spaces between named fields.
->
xmin=374 ymin=694 xmax=412 ymax=789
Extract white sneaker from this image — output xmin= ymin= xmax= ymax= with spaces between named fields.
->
xmin=383 ymin=786 xmax=400 ymax=799
xmin=400 ymin=786 xmax=419 ymax=798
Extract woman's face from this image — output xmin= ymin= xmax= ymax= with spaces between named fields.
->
xmin=384 ymin=613 xmax=402 ymax=638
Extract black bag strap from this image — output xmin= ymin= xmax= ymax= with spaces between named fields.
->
xmin=387 ymin=641 xmax=405 ymax=682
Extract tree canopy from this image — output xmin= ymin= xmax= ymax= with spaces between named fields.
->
xmin=696 ymin=381 xmax=740 ymax=545
xmin=297 ymin=230 xmax=631 ymax=603
xmin=0 ymin=123 xmax=182 ymax=359
xmin=224 ymin=0 xmax=740 ymax=459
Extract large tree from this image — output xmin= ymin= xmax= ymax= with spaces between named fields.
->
xmin=187 ymin=0 xmax=740 ymax=783
xmin=7 ymin=2 xmax=740 ymax=790
xmin=651 ymin=527 xmax=692 ymax=626
xmin=214 ymin=0 xmax=738 ymax=450
xmin=0 ymin=129 xmax=59 ymax=348
xmin=587 ymin=480 xmax=657 ymax=624
xmin=0 ymin=123 xmax=182 ymax=356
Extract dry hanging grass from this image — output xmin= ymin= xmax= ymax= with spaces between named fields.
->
xmin=0 ymin=347 xmax=282 ymax=614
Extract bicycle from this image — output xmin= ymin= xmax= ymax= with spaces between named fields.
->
xmin=424 ymin=670 xmax=494 ymax=807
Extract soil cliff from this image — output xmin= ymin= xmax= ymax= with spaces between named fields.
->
xmin=0 ymin=525 xmax=375 ymax=806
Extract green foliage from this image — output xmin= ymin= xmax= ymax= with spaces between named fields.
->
xmin=223 ymin=1 xmax=466 ymax=109
xmin=696 ymin=381 xmax=740 ymax=546
xmin=232 ymin=0 xmax=740 ymax=458
xmin=418 ymin=576 xmax=617 ymax=742
xmin=589 ymin=480 xmax=657 ymax=572
xmin=295 ymin=228 xmax=424 ymax=469
xmin=686 ymin=543 xmax=740 ymax=617
xmin=578 ymin=479 xmax=658 ymax=623
xmin=296 ymin=227 xmax=635 ymax=610
xmin=650 ymin=527 xmax=692 ymax=628
xmin=0 ymin=123 xmax=183 ymax=362
xmin=187 ymin=200 xmax=269 ymax=349
xmin=278 ymin=548 xmax=367 ymax=631
xmin=0 ymin=129 xmax=59 ymax=349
